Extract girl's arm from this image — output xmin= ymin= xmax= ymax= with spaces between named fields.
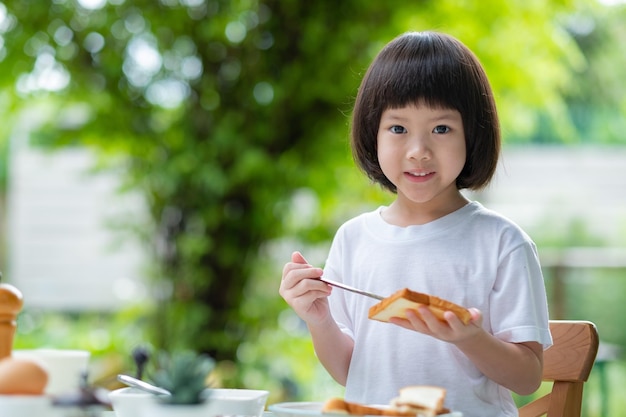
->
xmin=279 ymin=251 xmax=354 ymax=385
xmin=454 ymin=331 xmax=543 ymax=395
xmin=392 ymin=307 xmax=543 ymax=395
xmin=307 ymin=316 xmax=354 ymax=386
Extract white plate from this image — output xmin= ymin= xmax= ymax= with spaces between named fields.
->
xmin=267 ymin=402 xmax=462 ymax=417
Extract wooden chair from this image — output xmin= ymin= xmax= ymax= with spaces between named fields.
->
xmin=519 ymin=320 xmax=599 ymax=417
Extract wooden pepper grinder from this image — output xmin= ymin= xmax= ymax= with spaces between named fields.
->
xmin=0 ymin=279 xmax=24 ymax=360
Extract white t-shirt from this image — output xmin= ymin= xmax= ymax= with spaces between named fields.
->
xmin=324 ymin=201 xmax=552 ymax=417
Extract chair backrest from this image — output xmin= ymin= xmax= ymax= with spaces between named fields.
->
xmin=518 ymin=320 xmax=599 ymax=417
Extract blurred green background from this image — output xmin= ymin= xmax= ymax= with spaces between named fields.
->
xmin=1 ymin=0 xmax=626 ymax=416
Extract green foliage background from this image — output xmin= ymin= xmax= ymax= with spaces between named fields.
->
xmin=1 ymin=0 xmax=626 ymax=414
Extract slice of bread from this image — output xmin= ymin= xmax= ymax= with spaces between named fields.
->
xmin=321 ymin=397 xmax=413 ymax=416
xmin=368 ymin=288 xmax=471 ymax=325
xmin=321 ymin=385 xmax=449 ymax=416
xmin=390 ymin=386 xmax=447 ymax=416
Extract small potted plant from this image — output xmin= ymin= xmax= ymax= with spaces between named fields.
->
xmin=146 ymin=350 xmax=215 ymax=416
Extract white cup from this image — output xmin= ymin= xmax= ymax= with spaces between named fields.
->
xmin=12 ymin=349 xmax=91 ymax=396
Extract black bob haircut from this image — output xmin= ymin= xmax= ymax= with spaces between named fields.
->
xmin=351 ymin=31 xmax=501 ymax=192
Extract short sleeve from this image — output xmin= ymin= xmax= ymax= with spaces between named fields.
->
xmin=490 ymin=241 xmax=553 ymax=349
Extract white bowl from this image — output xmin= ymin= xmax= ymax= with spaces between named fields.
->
xmin=109 ymin=387 xmax=156 ymax=417
xmin=0 ymin=394 xmax=57 ymax=416
xmin=110 ymin=387 xmax=269 ymax=417
xmin=203 ymin=388 xmax=270 ymax=416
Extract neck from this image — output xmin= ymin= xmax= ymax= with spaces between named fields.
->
xmin=382 ymin=190 xmax=469 ymax=226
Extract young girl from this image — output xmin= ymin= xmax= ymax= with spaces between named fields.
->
xmin=279 ymin=31 xmax=552 ymax=417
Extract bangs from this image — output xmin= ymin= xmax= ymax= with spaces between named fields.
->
xmin=371 ymin=33 xmax=470 ymax=112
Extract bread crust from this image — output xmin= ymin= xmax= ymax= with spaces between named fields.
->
xmin=321 ymin=398 xmax=414 ymax=416
xmin=368 ymin=288 xmax=471 ymax=325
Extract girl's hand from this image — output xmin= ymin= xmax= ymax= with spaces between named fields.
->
xmin=389 ymin=307 xmax=484 ymax=344
xmin=279 ymin=251 xmax=332 ymax=326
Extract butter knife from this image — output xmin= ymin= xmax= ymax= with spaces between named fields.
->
xmin=320 ymin=278 xmax=385 ymax=301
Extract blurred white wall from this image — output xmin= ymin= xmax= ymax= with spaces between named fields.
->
xmin=5 ymin=122 xmax=148 ymax=311
xmin=476 ymin=145 xmax=626 ymax=247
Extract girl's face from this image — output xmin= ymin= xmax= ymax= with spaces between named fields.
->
xmin=377 ymin=103 xmax=467 ymax=222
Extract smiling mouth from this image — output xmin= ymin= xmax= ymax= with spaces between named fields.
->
xmin=406 ymin=171 xmax=433 ymax=177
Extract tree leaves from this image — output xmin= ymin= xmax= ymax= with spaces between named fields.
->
xmin=1 ymin=0 xmax=609 ymax=370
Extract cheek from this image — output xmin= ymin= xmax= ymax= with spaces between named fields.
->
xmin=375 ymin=136 xmax=384 ymax=162
xmin=376 ymin=142 xmax=394 ymax=171
xmin=453 ymin=145 xmax=468 ymax=175
xmin=458 ymin=146 xmax=467 ymax=165
xmin=376 ymin=133 xmax=397 ymax=158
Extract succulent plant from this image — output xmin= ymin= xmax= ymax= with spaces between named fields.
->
xmin=151 ymin=350 xmax=215 ymax=405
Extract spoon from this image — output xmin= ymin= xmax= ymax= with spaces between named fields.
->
xmin=117 ymin=374 xmax=171 ymax=396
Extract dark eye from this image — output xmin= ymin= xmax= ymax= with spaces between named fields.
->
xmin=433 ymin=125 xmax=450 ymax=134
xmin=390 ymin=125 xmax=407 ymax=134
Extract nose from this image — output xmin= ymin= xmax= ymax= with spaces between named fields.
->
xmin=406 ymin=135 xmax=431 ymax=161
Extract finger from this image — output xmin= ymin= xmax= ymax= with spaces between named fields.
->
xmin=281 ymin=265 xmax=324 ymax=292
xmin=280 ymin=276 xmax=331 ymax=311
xmin=443 ymin=310 xmax=464 ymax=328
xmin=417 ymin=306 xmax=438 ymax=324
xmin=287 ymin=264 xmax=324 ymax=279
xmin=401 ymin=309 xmax=429 ymax=333
xmin=417 ymin=306 xmax=454 ymax=334
xmin=467 ymin=307 xmax=483 ymax=327
xmin=390 ymin=309 xmax=443 ymax=336
xmin=291 ymin=251 xmax=308 ymax=264
xmin=468 ymin=307 xmax=481 ymax=320
xmin=282 ymin=283 xmax=330 ymax=302
xmin=282 ymin=253 xmax=319 ymax=280
xmin=389 ymin=317 xmax=415 ymax=331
